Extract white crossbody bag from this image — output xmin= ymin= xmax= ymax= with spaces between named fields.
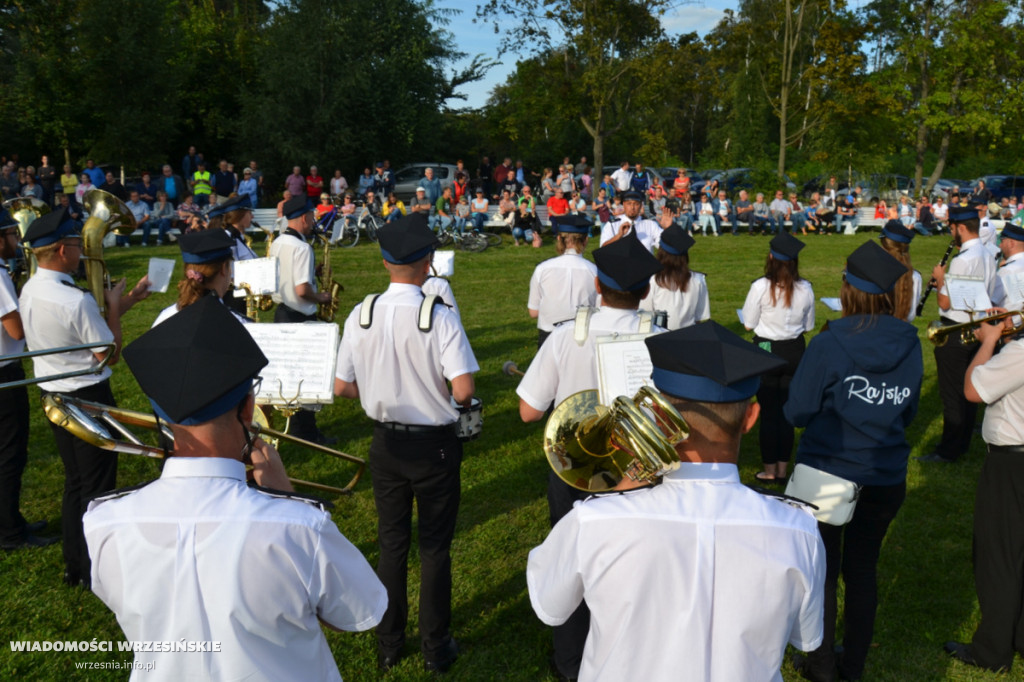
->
xmin=784 ymin=463 xmax=861 ymax=526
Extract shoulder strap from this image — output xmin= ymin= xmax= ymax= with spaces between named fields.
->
xmin=87 ymin=479 xmax=157 ymax=507
xmin=418 ymin=294 xmax=445 ymax=332
xmin=358 ymin=293 xmax=381 ymax=329
xmin=636 ymin=310 xmax=655 ymax=334
xmin=573 ymin=305 xmax=597 ymax=346
xmin=250 ymin=483 xmax=334 ymax=510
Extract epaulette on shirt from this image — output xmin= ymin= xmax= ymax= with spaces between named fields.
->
xmin=250 ymin=483 xmax=334 ymax=511
xmin=60 ymin=280 xmax=90 ymax=294
xmin=747 ymin=484 xmax=819 ymax=513
xmin=87 ymin=479 xmax=158 ymax=507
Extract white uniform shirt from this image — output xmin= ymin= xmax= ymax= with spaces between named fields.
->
xmin=639 ymin=271 xmax=710 ymax=330
xmin=741 ymin=277 xmax=815 ymax=340
xmin=19 ymin=268 xmax=113 ymax=392
xmin=939 ymin=238 xmax=1002 ymax=323
xmin=269 ymin=232 xmax=317 ymax=316
xmin=599 ymin=217 xmax=663 ymax=251
xmin=972 ymin=338 xmax=1024 ymax=446
xmin=228 ymin=228 xmax=258 ymax=262
xmin=0 ymin=265 xmax=25 ymax=367
xmin=517 ymin=307 xmax=661 ymax=411
xmin=979 ymin=218 xmax=998 ymax=247
xmin=335 ymin=282 xmax=478 ymax=425
xmin=527 ymin=250 xmax=598 ymax=332
xmin=996 ymin=252 xmax=1024 ymax=309
xmin=907 ymin=269 xmax=922 ymax=323
xmin=152 ymin=298 xmax=249 ymax=328
xmin=421 ymin=276 xmax=460 ymax=321
xmin=84 ymin=457 xmax=386 ymax=682
xmin=527 ymin=463 xmax=825 ymax=682
xmin=610 ymin=168 xmax=632 ymax=193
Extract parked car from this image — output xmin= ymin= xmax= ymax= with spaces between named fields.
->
xmin=971 ymin=175 xmax=1024 ymax=202
xmin=392 ymin=163 xmax=458 ymax=202
xmin=692 ymin=168 xmax=796 ymax=199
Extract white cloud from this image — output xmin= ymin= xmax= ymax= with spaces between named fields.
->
xmin=662 ymin=3 xmax=732 ymax=37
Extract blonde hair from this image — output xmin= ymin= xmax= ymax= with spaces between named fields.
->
xmin=879 ymin=236 xmax=913 ymax=321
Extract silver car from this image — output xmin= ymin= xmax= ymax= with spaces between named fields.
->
xmin=392 ymin=163 xmax=459 ymax=202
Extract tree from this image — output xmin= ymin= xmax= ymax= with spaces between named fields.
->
xmin=476 ymin=0 xmax=674 ymax=173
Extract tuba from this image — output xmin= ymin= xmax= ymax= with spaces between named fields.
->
xmin=544 ymin=385 xmax=690 ymax=492
xmin=82 ymin=189 xmax=137 ymax=316
xmin=4 ymin=196 xmax=50 ymax=281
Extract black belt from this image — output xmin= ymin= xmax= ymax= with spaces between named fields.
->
xmin=374 ymin=421 xmax=456 ymax=435
xmin=988 ymin=444 xmax=1024 ymax=455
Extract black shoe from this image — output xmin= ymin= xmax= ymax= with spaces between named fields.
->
xmin=915 ymin=452 xmax=956 ymax=463
xmin=424 ymin=638 xmax=459 ymax=674
xmin=792 ymin=652 xmax=836 ymax=682
xmin=26 ymin=520 xmax=47 ymax=533
xmin=1 ymin=533 xmax=59 ymax=551
xmin=378 ymin=648 xmax=402 ymax=671
xmin=313 ymin=430 xmax=338 ymax=446
xmin=944 ymin=641 xmax=1008 ymax=672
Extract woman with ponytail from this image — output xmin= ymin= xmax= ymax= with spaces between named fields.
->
xmin=639 ymin=224 xmax=709 ymax=329
xmin=878 ymin=219 xmax=922 ymax=322
xmin=152 ymin=230 xmax=244 ymax=328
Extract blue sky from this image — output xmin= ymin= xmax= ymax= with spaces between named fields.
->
xmin=437 ymin=1 xmax=739 ymax=110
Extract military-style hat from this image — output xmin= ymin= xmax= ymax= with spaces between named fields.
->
xmin=844 ymin=240 xmax=908 ymax=294
xmin=378 ymin=213 xmax=439 ymax=265
xmin=621 ymin=190 xmax=645 ymax=203
xmin=123 ymin=297 xmax=267 ymax=425
xmin=768 ymin=232 xmax=805 ymax=262
xmin=552 ymin=213 xmax=592 ymax=234
xmin=658 ymin=225 xmax=695 ymax=256
xmin=1001 ymin=223 xmax=1024 ymax=242
xmin=179 ymin=229 xmax=234 ymax=264
xmin=206 ymin=194 xmax=252 ymax=220
xmin=23 ymin=208 xmax=77 ymax=247
xmin=645 ymin=321 xmax=786 ymax=402
xmin=282 ymin=195 xmax=314 ymax=220
xmin=881 ymin=219 xmax=915 ymax=244
xmin=948 ymin=201 xmax=982 ymax=223
xmin=592 ymin=231 xmax=662 ymax=292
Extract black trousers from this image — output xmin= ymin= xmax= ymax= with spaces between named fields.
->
xmin=370 ymin=425 xmax=461 ymax=662
xmin=273 ymin=304 xmax=320 ymax=438
xmin=547 ymin=470 xmax=592 ymax=679
xmin=537 ymin=329 xmax=551 ymax=349
xmin=804 ymin=481 xmax=905 ymax=681
xmin=970 ymin=444 xmax=1024 ymax=670
xmin=0 ymin=363 xmax=30 ymax=544
xmin=754 ymin=335 xmax=805 ymax=466
xmin=934 ymin=320 xmax=979 ymax=459
xmin=42 ymin=380 xmax=119 ymax=583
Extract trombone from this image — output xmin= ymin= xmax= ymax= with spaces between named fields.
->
xmin=42 ymin=393 xmax=365 ymax=496
xmin=926 ymin=309 xmax=1024 ymax=346
xmin=0 ymin=342 xmax=117 ymax=390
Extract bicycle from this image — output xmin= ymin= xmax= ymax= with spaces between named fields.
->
xmin=437 ymin=222 xmax=489 ymax=252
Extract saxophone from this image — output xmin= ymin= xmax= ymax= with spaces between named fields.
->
xmin=316 ymin=234 xmax=343 ymax=321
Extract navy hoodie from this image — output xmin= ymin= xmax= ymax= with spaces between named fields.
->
xmin=784 ymin=314 xmax=922 ymax=486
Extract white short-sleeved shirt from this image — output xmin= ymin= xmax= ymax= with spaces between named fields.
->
xmin=269 ymin=232 xmax=317 ymax=316
xmin=599 ymin=217 xmax=662 ymax=252
xmin=972 ymin=338 xmax=1024 ymax=446
xmin=527 ymin=463 xmax=825 ymax=682
xmin=527 ymin=251 xmax=598 ymax=332
xmin=610 ymin=168 xmax=633 ymax=193
xmin=996 ymin=252 xmax=1024 ymax=309
xmin=639 ymin=272 xmax=710 ymax=330
xmin=979 ymin=218 xmax=998 ymax=247
xmin=516 ymin=307 xmax=661 ymax=411
xmin=421 ymin=276 xmax=460 ymax=321
xmin=0 ymin=265 xmax=25 ymax=367
xmin=939 ymin=238 xmax=1001 ymax=323
xmin=152 ymin=297 xmax=249 ymax=328
xmin=84 ymin=457 xmax=386 ymax=682
xmin=932 ymin=202 xmax=949 ymax=221
xmin=19 ymin=268 xmax=114 ymax=392
xmin=741 ymin=277 xmax=815 ymax=340
xmin=907 ymin=269 xmax=923 ymax=323
xmin=335 ymin=282 xmax=478 ymax=425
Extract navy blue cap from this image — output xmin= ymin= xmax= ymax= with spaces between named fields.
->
xmin=769 ymin=232 xmax=804 ymax=261
xmin=553 ymin=213 xmax=592 ymax=234
xmin=123 ymin=296 xmax=267 ymax=425
xmin=844 ymin=240 xmax=908 ymax=294
xmin=206 ymin=194 xmax=252 ymax=220
xmin=659 ymin=225 xmax=695 ymax=255
xmin=645 ymin=321 xmax=786 ymax=402
xmin=621 ymin=190 xmax=644 ymax=203
xmin=1001 ymin=222 xmax=1024 ymax=242
xmin=378 ymin=213 xmax=439 ymax=264
xmin=592 ymin=231 xmax=662 ymax=292
xmin=23 ymin=208 xmax=77 ymax=247
xmin=948 ymin=202 xmax=981 ymax=223
xmin=179 ymin=229 xmax=234 ymax=264
xmin=282 ymin=195 xmax=314 ymax=220
xmin=881 ymin=219 xmax=915 ymax=244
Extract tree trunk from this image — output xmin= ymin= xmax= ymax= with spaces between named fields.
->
xmin=912 ymin=3 xmax=933 ymax=195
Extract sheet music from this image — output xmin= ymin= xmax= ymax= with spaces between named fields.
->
xmin=433 ymin=250 xmax=455 ymax=277
xmin=147 ymin=258 xmax=175 ymax=294
xmin=946 ymin=275 xmax=992 ymax=312
xmin=595 ymin=333 xmax=653 ymax=405
xmin=821 ymin=297 xmax=842 ymax=312
xmin=246 ymin=322 xmax=339 ymax=405
xmin=233 ymin=257 xmax=279 ymax=298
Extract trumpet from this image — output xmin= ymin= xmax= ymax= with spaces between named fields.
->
xmin=544 ymin=386 xmax=689 ymax=492
xmin=926 ymin=309 xmax=1024 ymax=346
xmin=42 ymin=393 xmax=365 ymax=496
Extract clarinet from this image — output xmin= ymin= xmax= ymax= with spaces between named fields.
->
xmin=915 ymin=238 xmax=957 ymax=317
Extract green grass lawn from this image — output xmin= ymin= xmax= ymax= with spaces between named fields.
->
xmin=0 ymin=230 xmax=1014 ymax=681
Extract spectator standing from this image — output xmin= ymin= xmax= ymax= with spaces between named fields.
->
xmin=477 ymin=156 xmax=493 ymax=198
xmin=493 ymin=157 xmax=513 ymax=193
xmin=37 ymin=155 xmax=56 ymax=204
xmin=238 ymin=168 xmax=258 ymax=209
xmin=213 ymin=160 xmax=236 ymax=204
xmin=158 ymin=165 xmax=186 ymax=206
xmin=556 ymin=165 xmax=575 ymax=195
xmin=356 ymin=168 xmax=373 ymax=197
xmin=181 ymin=145 xmax=199 ymax=182
xmin=629 ymin=163 xmax=649 ymax=196
xmin=371 ymin=163 xmax=393 ymax=197
xmin=284 ymin=166 xmax=305 ymax=199
xmin=453 ymin=172 xmax=470 ymax=204
xmin=611 ymin=161 xmax=632 ymax=193
xmin=83 ymin=159 xmax=105 ymax=190
xmin=540 ymin=168 xmax=556 ymax=203
xmin=420 ymin=167 xmax=442 ymax=206
xmin=574 ymin=156 xmax=588 ymax=175
xmin=330 ymin=169 xmax=348 ymax=198
xmin=190 ymin=161 xmax=212 ymax=208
